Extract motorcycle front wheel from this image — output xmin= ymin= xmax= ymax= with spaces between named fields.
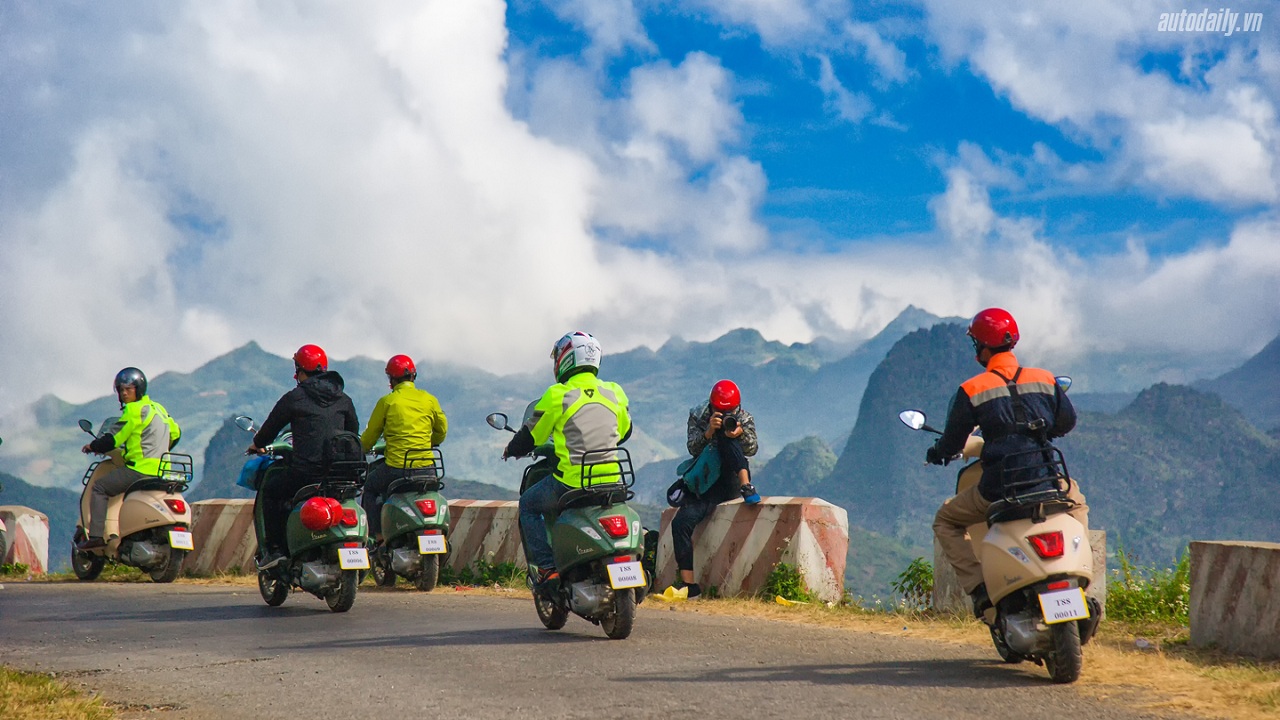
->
xmin=258 ymin=570 xmax=289 ymax=606
xmin=326 ymin=569 xmax=359 ymax=612
xmin=533 ymin=591 xmax=568 ymax=630
xmin=1045 ymin=620 xmax=1083 ymax=683
xmin=70 ymin=533 xmax=105 ymax=581
xmin=601 ymin=589 xmax=636 ymax=640
xmin=371 ymin=548 xmax=396 ymax=587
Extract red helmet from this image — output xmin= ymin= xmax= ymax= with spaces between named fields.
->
xmin=710 ymin=379 xmax=741 ymax=411
xmin=968 ymin=308 xmax=1020 ymax=350
xmin=293 ymin=344 xmax=328 ymax=373
xmin=386 ymin=354 xmax=417 ymax=382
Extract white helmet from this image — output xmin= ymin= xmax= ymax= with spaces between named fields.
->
xmin=551 ymin=331 xmax=602 ymax=382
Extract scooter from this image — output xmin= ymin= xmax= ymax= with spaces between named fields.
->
xmin=367 ymin=444 xmax=451 ymax=591
xmin=71 ymin=418 xmax=195 ymax=583
xmin=487 ymin=410 xmax=646 ymax=640
xmin=0 ymin=437 xmax=7 ymax=564
xmin=899 ymin=386 xmax=1101 ymax=684
xmin=234 ymin=416 xmax=369 ymax=612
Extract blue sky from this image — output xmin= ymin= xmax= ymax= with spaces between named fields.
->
xmin=0 ymin=1 xmax=1277 ymax=416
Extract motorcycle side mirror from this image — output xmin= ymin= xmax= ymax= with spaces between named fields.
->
xmin=898 ymin=409 xmax=943 ymax=435
xmin=486 ymin=412 xmax=514 ymax=432
xmin=1055 ymin=376 xmax=1072 ymax=393
xmin=0 ymin=437 xmax=4 ymax=448
xmin=234 ymin=415 xmax=257 ymax=433
xmin=77 ymin=418 xmax=95 ymax=435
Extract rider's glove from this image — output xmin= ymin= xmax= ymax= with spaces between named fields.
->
xmin=925 ymin=444 xmax=948 ymax=466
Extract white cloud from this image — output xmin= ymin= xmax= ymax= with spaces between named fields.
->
xmin=693 ymin=0 xmax=852 ymax=47
xmin=545 ymin=0 xmax=654 ymax=60
xmin=843 ymin=21 xmax=911 ymax=87
xmin=816 ymin=55 xmax=874 ymax=124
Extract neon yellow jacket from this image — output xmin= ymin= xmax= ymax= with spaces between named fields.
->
xmin=360 ymin=381 xmax=448 ymax=469
xmin=526 ymin=372 xmax=631 ymax=488
xmin=104 ymin=396 xmax=181 ymax=475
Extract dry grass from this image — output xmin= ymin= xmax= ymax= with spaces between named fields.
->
xmin=655 ymin=597 xmax=1280 ymax=720
xmin=0 ymin=667 xmax=116 ymax=720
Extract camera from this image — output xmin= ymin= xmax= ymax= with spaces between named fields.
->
xmin=721 ymin=415 xmax=739 ymax=433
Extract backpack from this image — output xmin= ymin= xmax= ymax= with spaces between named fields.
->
xmin=668 ymin=444 xmax=721 ymax=507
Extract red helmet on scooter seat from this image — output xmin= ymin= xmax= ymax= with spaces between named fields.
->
xmin=710 ymin=380 xmax=741 ymax=411
xmin=968 ymin=308 xmax=1019 ymax=351
xmin=293 ymin=344 xmax=328 ymax=374
xmin=385 ymin=354 xmax=417 ymax=383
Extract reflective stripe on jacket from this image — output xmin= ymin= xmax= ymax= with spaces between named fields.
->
xmin=360 ymin=381 xmax=448 ymax=468
xmin=105 ymin=396 xmax=181 ymax=475
xmin=524 ymin=372 xmax=631 ymax=488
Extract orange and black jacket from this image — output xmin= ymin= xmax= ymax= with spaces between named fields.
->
xmin=935 ymin=352 xmax=1076 ymax=501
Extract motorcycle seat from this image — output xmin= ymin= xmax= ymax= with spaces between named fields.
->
xmin=558 ymin=482 xmax=632 ymax=511
xmin=986 ymin=496 xmax=1076 ymax=526
xmin=124 ymin=476 xmax=188 ymax=495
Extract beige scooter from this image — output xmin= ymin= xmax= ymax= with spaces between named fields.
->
xmin=72 ymin=418 xmax=194 ymax=583
xmin=900 ymin=404 xmax=1101 ymax=684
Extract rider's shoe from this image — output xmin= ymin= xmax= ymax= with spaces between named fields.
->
xmin=533 ymin=567 xmax=560 ymax=592
xmin=740 ymin=483 xmax=761 ymax=505
xmin=257 ymin=549 xmax=287 ymax=571
xmin=970 ymin=583 xmax=993 ymax=618
xmin=76 ymin=536 xmax=106 ymax=551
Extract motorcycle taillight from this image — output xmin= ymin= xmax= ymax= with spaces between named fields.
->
xmin=598 ymin=515 xmax=628 ymax=538
xmin=1028 ymin=531 xmax=1065 ymax=559
xmin=340 ymin=508 xmax=359 ymax=527
xmin=164 ymin=499 xmax=187 ymax=514
xmin=415 ymin=499 xmax=437 ymax=516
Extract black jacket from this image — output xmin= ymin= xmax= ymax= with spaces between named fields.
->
xmin=254 ymin=371 xmax=360 ymax=476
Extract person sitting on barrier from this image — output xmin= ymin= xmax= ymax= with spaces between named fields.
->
xmin=360 ymin=354 xmax=448 ymax=544
xmin=928 ymin=308 xmax=1090 ymax=617
xmin=668 ymin=379 xmax=759 ymax=599
xmin=78 ymin=367 xmax=182 ymax=550
xmin=247 ymin=344 xmax=359 ymax=568
xmin=502 ymin=331 xmax=631 ymax=591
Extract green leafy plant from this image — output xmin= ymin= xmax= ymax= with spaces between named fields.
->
xmin=0 ymin=562 xmax=30 ymax=577
xmin=764 ymin=562 xmax=814 ymax=602
xmin=891 ymin=557 xmax=933 ymax=612
xmin=1107 ymin=545 xmax=1190 ymax=624
xmin=439 ymin=557 xmax=526 ymax=588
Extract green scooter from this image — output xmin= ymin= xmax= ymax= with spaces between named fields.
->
xmin=234 ymin=416 xmax=370 ymax=612
xmin=367 ymin=444 xmax=451 ymax=591
xmin=486 ymin=410 xmax=646 ymax=640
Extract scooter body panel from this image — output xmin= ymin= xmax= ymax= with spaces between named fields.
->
xmin=550 ymin=503 xmax=643 ymax=574
xmin=382 ymin=489 xmax=450 ymax=543
xmin=980 ymin=513 xmax=1093 ymax=604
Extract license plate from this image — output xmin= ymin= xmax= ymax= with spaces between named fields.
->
xmin=338 ymin=547 xmax=370 ymax=570
xmin=1038 ymin=587 xmax=1090 ymax=624
xmin=606 ymin=561 xmax=645 ymax=590
xmin=168 ymin=530 xmax=194 ymax=550
xmin=417 ymin=534 xmax=447 ymax=554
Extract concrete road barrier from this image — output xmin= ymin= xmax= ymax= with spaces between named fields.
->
xmin=0 ymin=506 xmax=50 ymax=574
xmin=181 ymin=500 xmax=257 ymax=576
xmin=445 ymin=500 xmax=525 ymax=572
xmin=933 ymin=530 xmax=1107 ymax=614
xmin=654 ymin=497 xmax=849 ymax=603
xmin=1190 ymin=541 xmax=1280 ymax=659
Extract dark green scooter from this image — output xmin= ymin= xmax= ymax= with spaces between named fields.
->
xmin=486 ymin=410 xmax=646 ymax=640
xmin=235 ymin=416 xmax=369 ymax=612
xmin=367 ymin=444 xmax=451 ymax=591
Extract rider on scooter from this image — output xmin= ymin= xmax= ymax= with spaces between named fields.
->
xmin=502 ymin=331 xmax=632 ymax=590
xmin=927 ymin=308 xmax=1090 ymax=617
xmin=246 ymin=344 xmax=359 ymax=568
xmin=359 ymin=354 xmax=448 ymax=544
xmin=77 ymin=368 xmax=181 ymax=550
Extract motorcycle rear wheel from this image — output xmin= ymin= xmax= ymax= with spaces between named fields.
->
xmin=326 ymin=569 xmax=359 ymax=612
xmin=1045 ymin=620 xmax=1083 ymax=683
xmin=258 ymin=570 xmax=289 ymax=606
xmin=149 ymin=547 xmax=186 ymax=583
xmin=533 ymin=591 xmax=568 ymax=630
xmin=414 ymin=555 xmax=439 ymax=592
xmin=601 ymin=589 xmax=636 ymax=640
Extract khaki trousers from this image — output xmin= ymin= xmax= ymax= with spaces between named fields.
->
xmin=933 ymin=483 xmax=1089 ymax=594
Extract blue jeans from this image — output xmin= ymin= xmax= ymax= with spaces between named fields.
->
xmin=519 ymin=475 xmax=569 ymax=570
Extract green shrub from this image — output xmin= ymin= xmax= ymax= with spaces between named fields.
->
xmin=891 ymin=557 xmax=933 ymax=611
xmin=0 ymin=562 xmax=30 ymax=577
xmin=438 ymin=557 xmax=526 ymax=588
xmin=764 ymin=562 xmax=814 ymax=602
xmin=1107 ymin=545 xmax=1190 ymax=624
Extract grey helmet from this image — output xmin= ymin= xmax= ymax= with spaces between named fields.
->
xmin=113 ymin=367 xmax=147 ymax=398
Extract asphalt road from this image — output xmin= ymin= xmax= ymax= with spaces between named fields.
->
xmin=0 ymin=583 xmax=1186 ymax=720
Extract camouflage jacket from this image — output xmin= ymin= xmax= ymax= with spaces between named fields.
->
xmin=686 ymin=402 xmax=758 ymax=458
